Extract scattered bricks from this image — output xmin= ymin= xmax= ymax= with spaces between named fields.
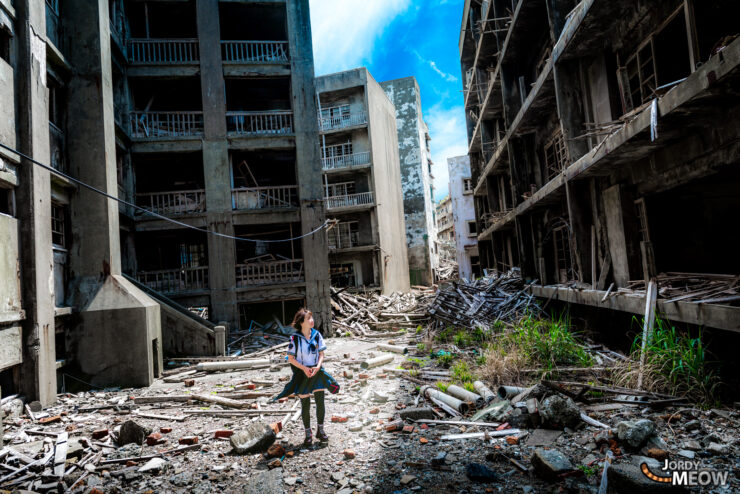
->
xmin=89 ymin=488 xmax=104 ymax=494
xmin=38 ymin=415 xmax=62 ymax=424
xmin=278 ymin=398 xmax=288 ymax=404
xmin=369 ymin=408 xmax=380 ymax=415
xmin=245 ymin=384 xmax=256 ymax=390
xmin=267 ymin=444 xmax=285 ymax=458
xmin=65 ymin=425 xmax=77 ymax=432
xmin=126 ymin=461 xmax=137 ymax=467
xmin=270 ymin=422 xmax=282 ymax=433
xmin=506 ymin=436 xmax=519 ymax=445
xmin=160 ymin=427 xmax=172 ymax=434
xmin=250 ymin=403 xmax=259 ymax=409
xmin=358 ymin=374 xmax=370 ymax=379
xmin=420 ymin=437 xmax=428 ymax=444
xmin=145 ymin=433 xmax=165 ymax=446
xmin=214 ymin=431 xmax=234 ymax=439
xmin=496 ymin=423 xmax=510 ymax=431
xmin=378 ymin=374 xmax=387 ymax=378
xmin=178 ymin=436 xmax=199 ymax=445
xmin=331 ymin=415 xmax=349 ymax=423
xmin=183 ymin=379 xmax=195 ymax=387
xmin=267 ymin=458 xmax=282 ymax=469
xmin=343 ymin=370 xmax=354 ymax=379
xmin=343 ymin=449 xmax=356 ymax=459
xmin=385 ymin=420 xmax=404 ymax=432
xmin=402 ymin=425 xmax=415 ymax=434
xmin=92 ymin=429 xmax=109 ymax=440
xmin=420 ymin=424 xmax=429 ymax=430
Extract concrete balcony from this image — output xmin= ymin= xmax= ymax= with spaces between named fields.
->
xmin=232 ymin=186 xmax=298 ymax=210
xmin=136 ymin=189 xmax=206 ymax=216
xmin=226 ymin=111 xmax=294 ymax=136
xmin=129 ymin=111 xmax=204 ymax=139
xmin=235 ymin=259 xmax=304 ymax=287
xmin=127 ymin=38 xmax=200 ymax=64
xmin=136 ymin=266 xmax=209 ymax=294
xmin=319 ymin=111 xmax=367 ymax=132
xmin=221 ymin=41 xmax=288 ymax=63
xmin=321 ymin=151 xmax=371 ymax=172
xmin=325 ymin=191 xmax=374 ymax=211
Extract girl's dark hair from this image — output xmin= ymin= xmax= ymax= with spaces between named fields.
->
xmin=292 ymin=308 xmax=313 ymax=331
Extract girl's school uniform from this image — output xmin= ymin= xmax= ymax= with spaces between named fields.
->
xmin=273 ymin=328 xmax=339 ymax=399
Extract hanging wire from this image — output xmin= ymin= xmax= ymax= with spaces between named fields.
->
xmin=0 ymin=141 xmax=331 ymax=243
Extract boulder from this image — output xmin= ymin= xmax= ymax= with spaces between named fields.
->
xmin=531 ymin=448 xmax=574 ymax=481
xmin=118 ymin=420 xmax=151 ymax=446
xmin=617 ymin=419 xmax=656 ymax=448
xmin=538 ymin=395 xmax=581 ymax=429
xmin=230 ymin=422 xmax=276 ymax=455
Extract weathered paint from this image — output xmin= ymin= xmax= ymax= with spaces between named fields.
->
xmin=447 ymin=156 xmax=478 ymax=280
xmin=380 ymin=77 xmax=438 ymax=286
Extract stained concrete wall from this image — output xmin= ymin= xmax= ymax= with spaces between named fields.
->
xmin=447 ymin=155 xmax=478 ymax=280
xmin=381 ymin=77 xmax=438 ymax=286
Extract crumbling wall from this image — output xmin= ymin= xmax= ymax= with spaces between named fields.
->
xmin=447 ymin=155 xmax=477 ymax=280
xmin=381 ymin=77 xmax=438 ymax=286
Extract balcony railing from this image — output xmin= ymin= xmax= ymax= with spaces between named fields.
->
xmin=136 ymin=189 xmax=206 ymax=216
xmin=127 ymin=38 xmax=200 ymax=64
xmin=49 ymin=122 xmax=66 ymax=173
xmin=226 ymin=111 xmax=294 ymax=136
xmin=221 ymin=41 xmax=289 ymax=63
xmin=235 ymin=259 xmax=304 ymax=287
xmin=318 ymin=111 xmax=367 ymax=132
xmin=325 ymin=191 xmax=374 ymax=210
xmin=136 ymin=266 xmax=209 ymax=294
xmin=129 ymin=111 xmax=204 ymax=138
xmin=321 ymin=151 xmax=371 ymax=171
xmin=328 ymin=232 xmax=360 ymax=250
xmin=232 ymin=186 xmax=298 ymax=210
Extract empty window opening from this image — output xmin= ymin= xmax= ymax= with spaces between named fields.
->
xmin=463 ymin=178 xmax=473 ymax=193
xmin=0 ymin=26 xmax=11 ymax=65
xmin=231 ymin=150 xmax=297 ymax=189
xmin=693 ymin=0 xmax=740 ymax=65
xmin=330 ymin=262 xmax=357 ymax=288
xmin=135 ymin=230 xmax=208 ymax=271
xmin=552 ymin=225 xmax=574 ymax=283
xmin=328 ymin=221 xmax=360 ymax=249
xmin=188 ymin=305 xmax=209 ymax=320
xmin=225 ymin=78 xmax=291 ymax=112
xmin=45 ymin=0 xmax=62 ymax=50
xmin=0 ymin=187 xmax=15 ymax=217
xmin=543 ymin=128 xmax=569 ymax=181
xmin=634 ymin=198 xmax=650 ymax=243
xmin=322 ymin=139 xmax=353 ymax=159
xmin=133 ymin=152 xmax=204 ymax=216
xmin=130 ymin=77 xmax=202 ymax=112
xmin=325 ymin=181 xmax=356 ymax=198
xmin=219 ymin=4 xmax=287 ymax=41
xmin=238 ymin=299 xmax=304 ymax=331
xmin=467 ymin=221 xmax=477 ymax=237
xmin=51 ymin=202 xmax=67 ymax=248
xmin=234 ymin=223 xmax=303 ymax=264
xmin=125 ymin=1 xmax=198 ymax=38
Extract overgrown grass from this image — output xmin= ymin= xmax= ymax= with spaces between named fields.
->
xmin=452 ymin=361 xmax=475 ymax=383
xmin=436 ymin=381 xmax=449 ymax=392
xmin=481 ymin=312 xmax=591 ymax=385
xmin=613 ymin=316 xmax=720 ymax=406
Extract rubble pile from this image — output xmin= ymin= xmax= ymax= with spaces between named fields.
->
xmin=427 ymin=269 xmax=543 ymax=328
xmin=434 ymin=257 xmax=458 ymax=282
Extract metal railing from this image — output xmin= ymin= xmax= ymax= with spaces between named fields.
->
xmin=321 ymin=151 xmax=371 ymax=171
xmin=235 ymin=259 xmax=304 ymax=287
xmin=136 ymin=266 xmax=209 ymax=294
xmin=226 ymin=111 xmax=294 ymax=136
xmin=127 ymin=38 xmax=200 ymax=64
xmin=232 ymin=186 xmax=298 ymax=210
xmin=325 ymin=191 xmax=374 ymax=210
xmin=318 ymin=111 xmax=367 ymax=132
xmin=129 ymin=111 xmax=204 ymax=138
xmin=49 ymin=122 xmax=66 ymax=173
xmin=136 ymin=189 xmax=206 ymax=216
xmin=221 ymin=41 xmax=289 ymax=63
xmin=328 ymin=230 xmax=360 ymax=250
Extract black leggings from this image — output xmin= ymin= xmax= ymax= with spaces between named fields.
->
xmin=300 ymin=391 xmax=325 ymax=429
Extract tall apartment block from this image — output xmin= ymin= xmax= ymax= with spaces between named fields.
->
xmin=381 ymin=77 xmax=439 ymax=286
xmin=447 ymin=155 xmax=480 ymax=280
xmin=460 ymin=0 xmax=740 ymax=332
xmin=316 ymin=68 xmax=410 ymax=294
xmin=0 ymin=0 xmax=329 ymax=405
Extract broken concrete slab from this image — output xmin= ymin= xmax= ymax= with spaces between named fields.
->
xmin=531 ymin=448 xmax=574 ymax=481
xmin=617 ymin=419 xmax=656 ymax=448
xmin=399 ymin=407 xmax=435 ymax=421
xmin=118 ymin=420 xmax=151 ymax=446
xmin=526 ymin=429 xmax=563 ymax=447
xmin=538 ymin=395 xmax=581 ymax=429
xmin=230 ymin=422 xmax=276 ymax=455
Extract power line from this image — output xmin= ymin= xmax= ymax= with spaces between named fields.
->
xmin=0 ymin=141 xmax=331 ymax=243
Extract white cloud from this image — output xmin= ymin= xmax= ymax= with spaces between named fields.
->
xmin=425 ymin=103 xmax=468 ymax=202
xmin=309 ymin=0 xmax=412 ymax=75
xmin=412 ymin=50 xmax=458 ymax=82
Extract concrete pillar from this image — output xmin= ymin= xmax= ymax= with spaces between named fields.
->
xmin=553 ymin=59 xmax=589 ymax=162
xmin=214 ymin=325 xmax=226 ymax=356
xmin=196 ymin=0 xmax=238 ymax=328
xmin=15 ymin=0 xmax=57 ymax=406
xmin=602 ymin=185 xmax=631 ymax=287
xmin=286 ymin=0 xmax=331 ymax=335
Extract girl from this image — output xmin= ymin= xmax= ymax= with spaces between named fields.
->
xmin=273 ymin=308 xmax=339 ymax=446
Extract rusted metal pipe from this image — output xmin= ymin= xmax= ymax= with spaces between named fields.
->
xmin=446 ymin=385 xmax=484 ymax=408
xmin=421 ymin=386 xmax=470 ymax=414
xmin=473 ymin=381 xmax=496 ymax=403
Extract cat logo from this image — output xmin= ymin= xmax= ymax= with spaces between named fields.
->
xmin=641 ymin=461 xmax=729 ymax=487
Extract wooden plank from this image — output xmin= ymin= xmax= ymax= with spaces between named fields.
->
xmin=53 ymin=432 xmax=68 ymax=478
xmin=637 ymin=279 xmax=658 ymax=389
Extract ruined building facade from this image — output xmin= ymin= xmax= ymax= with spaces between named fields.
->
xmin=447 ymin=155 xmax=479 ymax=280
xmin=316 ymin=68 xmax=410 ymax=294
xmin=0 ymin=0 xmax=329 ymax=405
xmin=381 ymin=77 xmax=439 ymax=286
xmin=460 ymin=0 xmax=740 ymax=331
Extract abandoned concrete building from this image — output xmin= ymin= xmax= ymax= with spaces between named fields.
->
xmin=381 ymin=77 xmax=439 ymax=286
xmin=447 ymin=155 xmax=480 ymax=280
xmin=436 ymin=195 xmax=454 ymax=246
xmin=0 ymin=0 xmax=330 ymax=405
xmin=316 ymin=68 xmax=410 ymax=295
xmin=460 ymin=0 xmax=740 ymax=332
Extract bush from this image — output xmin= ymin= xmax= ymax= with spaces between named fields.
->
xmin=452 ymin=361 xmax=474 ymax=383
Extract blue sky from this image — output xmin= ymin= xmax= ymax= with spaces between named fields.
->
xmin=309 ymin=0 xmax=467 ymax=202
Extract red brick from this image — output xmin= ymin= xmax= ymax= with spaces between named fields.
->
xmin=38 ymin=415 xmax=62 ymax=424
xmin=278 ymin=397 xmax=288 ymax=403
xmin=160 ymin=427 xmax=173 ymax=434
xmin=214 ymin=430 xmax=234 ymax=439
xmin=420 ymin=424 xmax=429 ymax=430
xmin=331 ymin=415 xmax=348 ymax=423
xmin=402 ymin=425 xmax=415 ymax=434
xmin=420 ymin=437 xmax=428 ymax=444
xmin=343 ymin=449 xmax=356 ymax=459
xmin=369 ymin=408 xmax=380 ymax=414
xmin=270 ymin=422 xmax=282 ymax=434
xmin=267 ymin=444 xmax=285 ymax=458
xmin=183 ymin=379 xmax=195 ymax=387
xmin=178 ymin=436 xmax=199 ymax=445
xmin=146 ymin=433 xmax=165 ymax=446
xmin=125 ymin=460 xmax=137 ymax=467
xmin=92 ymin=429 xmax=109 ymax=439
xmin=505 ymin=436 xmax=519 ymax=445
xmin=495 ymin=422 xmax=509 ymax=431
xmin=285 ymin=451 xmax=295 ymax=458
xmin=385 ymin=420 xmax=403 ymax=432
xmin=267 ymin=458 xmax=282 ymax=469
xmin=358 ymin=374 xmax=369 ymax=379
xmin=245 ymin=383 xmax=256 ymax=390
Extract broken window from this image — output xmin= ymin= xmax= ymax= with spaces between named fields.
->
xmin=238 ymin=299 xmax=304 ymax=330
xmin=0 ymin=25 xmax=11 ymax=65
xmin=51 ymin=203 xmax=67 ymax=247
xmin=322 ymin=140 xmax=353 ymax=159
xmin=543 ymin=128 xmax=569 ymax=181
xmin=467 ymin=221 xmax=477 ymax=237
xmin=634 ymin=198 xmax=650 ymax=243
xmin=125 ymin=1 xmax=197 ymax=38
xmin=463 ymin=178 xmax=473 ymax=194
xmin=325 ymin=181 xmax=356 ymax=198
xmin=330 ymin=262 xmax=357 ymax=288
xmin=552 ymin=225 xmax=573 ymax=283
xmin=0 ymin=187 xmax=14 ymax=217
xmin=133 ymin=152 xmax=205 ymax=215
xmin=328 ymin=221 xmax=359 ymax=249
xmin=231 ymin=151 xmax=298 ymax=209
xmin=693 ymin=0 xmax=740 ymax=65
xmin=219 ymin=3 xmax=287 ymax=41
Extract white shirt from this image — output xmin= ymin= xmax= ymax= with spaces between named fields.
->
xmin=286 ymin=328 xmax=326 ymax=367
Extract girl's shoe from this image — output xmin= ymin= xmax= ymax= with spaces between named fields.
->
xmin=316 ymin=426 xmax=328 ymax=442
xmin=303 ymin=430 xmax=313 ymax=446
